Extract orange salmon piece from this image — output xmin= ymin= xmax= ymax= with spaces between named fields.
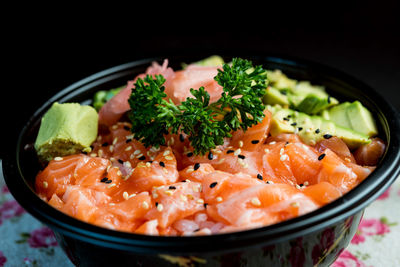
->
xmin=314 ymin=136 xmax=355 ymax=163
xmin=230 ymin=109 xmax=272 ymax=151
xmin=302 ymin=182 xmax=342 ymax=205
xmin=36 ymin=154 xmax=109 ymax=200
xmin=145 ymin=181 xmax=204 ymax=228
xmin=179 ymin=163 xmax=215 ymax=183
xmin=135 ymin=220 xmax=159 ymax=235
xmin=118 ymin=147 xmax=179 ymax=194
xmin=317 ymin=149 xmax=358 ymax=193
xmin=354 ymin=137 xmax=386 ymax=166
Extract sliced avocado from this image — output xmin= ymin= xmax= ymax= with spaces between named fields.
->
xmin=346 ymin=101 xmax=378 ymax=137
xmin=326 ymin=101 xmax=378 ymax=137
xmin=327 ymin=102 xmax=352 ymax=129
xmin=35 ymin=102 xmax=98 ymax=162
xmin=320 ymin=109 xmax=330 ymax=120
xmin=263 ymin=86 xmax=289 ymax=106
xmin=193 ymin=55 xmax=224 ymax=67
xmin=265 ymin=71 xmax=338 ymax=115
xmin=268 ymin=107 xmax=370 ymax=149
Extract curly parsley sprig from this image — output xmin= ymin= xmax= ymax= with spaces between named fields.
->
xmin=128 ymin=58 xmax=267 ymax=155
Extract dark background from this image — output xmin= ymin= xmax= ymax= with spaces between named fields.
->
xmin=4 ymin=2 xmax=399 ymax=142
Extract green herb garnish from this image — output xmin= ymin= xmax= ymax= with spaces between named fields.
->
xmin=128 ymin=58 xmax=267 ymax=155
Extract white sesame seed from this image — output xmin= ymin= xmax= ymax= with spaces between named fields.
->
xmin=145 ymin=162 xmax=151 ymax=168
xmin=295 ymin=184 xmax=301 ymax=189
xmin=280 ymin=154 xmax=289 ymax=161
xmin=142 ymin=201 xmax=149 ymax=209
xmin=90 ymin=153 xmax=97 ymax=157
xmin=126 ymin=134 xmax=134 ymax=139
xmin=216 ymin=196 xmax=223 ymax=202
xmin=129 ymin=193 xmax=136 ymax=199
xmin=234 ymin=148 xmax=241 ymax=156
xmin=117 ymin=170 xmax=122 ymax=176
xmin=251 ymin=197 xmax=261 ymax=206
xmin=43 ymin=181 xmax=48 ymax=188
xmin=180 ymin=195 xmax=188 ymax=202
xmin=125 ymin=146 xmax=132 ymax=151
xmin=163 ymin=150 xmax=170 ymax=156
xmin=123 ymin=191 xmax=129 ymax=200
xmin=162 ymin=168 xmax=169 ymax=174
xmin=197 ymin=198 xmax=204 ymax=204
xmin=97 ymin=135 xmax=102 ymax=142
xmin=152 ymin=192 xmax=159 ymax=199
xmin=304 ymin=181 xmax=309 ymax=186
xmin=133 ymin=149 xmax=141 ymax=155
xmin=123 ymin=161 xmax=132 ymax=168
xmin=54 ymin=157 xmax=63 ymax=161
xmin=109 ymin=145 xmax=114 ymax=152
xmin=112 ymin=125 xmax=118 ymax=130
xmin=264 ymin=148 xmax=270 ymax=154
xmin=98 ymin=149 xmax=103 ymax=157
xmin=186 ymin=168 xmax=194 ymax=173
xmin=136 ymin=153 xmax=144 ymax=159
xmin=107 ymin=183 xmax=116 ymax=188
xmin=279 ymin=148 xmax=285 ymax=155
xmin=165 ymin=156 xmax=173 ymax=161
xmin=269 ymin=141 xmax=276 ymax=145
xmin=157 ymin=203 xmax=164 ymax=212
xmin=238 ymin=140 xmax=243 ymax=148
xmin=112 ymin=137 xmax=118 ymax=145
xmin=109 ymin=203 xmax=116 ymax=206
xmin=110 ymin=157 xmax=116 ymax=162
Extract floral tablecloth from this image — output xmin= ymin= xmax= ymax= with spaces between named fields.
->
xmin=1 ymin=161 xmax=399 ymax=267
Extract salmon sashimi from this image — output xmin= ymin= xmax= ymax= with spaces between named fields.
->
xmin=35 ymin=59 xmax=384 ymax=236
xmin=353 ymin=137 xmax=386 ymax=166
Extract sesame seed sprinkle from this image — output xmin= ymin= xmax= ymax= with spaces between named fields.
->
xmin=139 ymin=156 xmax=146 ymax=161
xmin=269 ymin=141 xmax=276 ymax=145
xmin=164 ymin=156 xmax=173 ymax=161
xmin=251 ymin=140 xmax=260 ymax=144
xmin=142 ymin=201 xmax=149 ymax=209
xmin=209 ymin=182 xmax=218 ymax=188
xmin=226 ymin=150 xmax=234 ymax=154
xmin=163 ymin=150 xmax=170 ymax=156
xmin=157 ymin=203 xmax=164 ymax=212
xmin=43 ymin=181 xmax=48 ymax=188
xmin=186 ymin=152 xmax=194 ymax=157
xmin=238 ymin=140 xmax=243 ymax=147
xmin=54 ymin=157 xmax=63 ymax=161
xmin=208 ymin=152 xmax=214 ymax=160
xmin=100 ymin=177 xmax=108 ymax=183
xmin=102 ymin=142 xmax=109 ymax=147
xmin=234 ymin=148 xmax=241 ymax=156
xmin=216 ymin=197 xmax=223 ymax=202
xmin=318 ymin=153 xmax=326 ymax=161
xmin=251 ymin=197 xmax=261 ymax=206
xmin=107 ymin=183 xmax=116 ymax=188
xmin=113 ymin=137 xmax=118 ymax=145
xmin=123 ymin=191 xmax=129 ymax=200
xmin=257 ymin=174 xmax=263 ymax=180
xmin=159 ymin=161 xmax=165 ymax=167
xmin=238 ymin=154 xmax=245 ymax=159
xmin=194 ymin=163 xmax=200 ymax=170
xmin=125 ymin=146 xmax=132 ymax=151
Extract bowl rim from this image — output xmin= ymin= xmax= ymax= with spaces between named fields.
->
xmin=3 ymin=54 xmax=400 ymax=254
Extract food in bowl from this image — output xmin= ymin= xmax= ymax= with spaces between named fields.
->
xmin=33 ymin=56 xmax=385 ymax=236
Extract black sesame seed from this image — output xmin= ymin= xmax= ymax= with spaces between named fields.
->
xmin=159 ymin=161 xmax=165 ymax=167
xmin=125 ymin=139 xmax=132 ymax=143
xmin=82 ymin=151 xmax=88 ymax=155
xmin=155 ymin=202 xmax=159 ymax=207
xmin=147 ymin=161 xmax=153 ymax=164
xmin=291 ymin=122 xmax=297 ymax=126
xmin=283 ymin=117 xmax=290 ymax=121
xmin=194 ymin=163 xmax=200 ymax=170
xmin=181 ymin=180 xmax=186 ymax=183
xmin=208 ymin=152 xmax=214 ymax=160
xmin=186 ymin=152 xmax=194 ymax=157
xmin=318 ymin=153 xmax=326 ymax=161
xmin=323 ymin=134 xmax=333 ymax=139
xmin=138 ymin=156 xmax=146 ymax=160
xmin=280 ymin=90 xmax=287 ymax=95
xmin=299 ymin=183 xmax=304 ymax=187
xmin=102 ymin=142 xmax=109 ymax=147
xmin=193 ymin=228 xmax=200 ymax=232
xmin=179 ymin=134 xmax=185 ymax=142
xmin=285 ymin=141 xmax=289 ymax=146
xmin=123 ymin=126 xmax=130 ymax=131
xmin=100 ymin=177 xmax=108 ymax=183
xmin=257 ymin=174 xmax=263 ymax=180
xmin=287 ymin=115 xmax=292 ymax=118
xmin=298 ymin=127 xmax=303 ymax=131
xmin=169 ymin=186 xmax=176 ymax=190
xmin=204 ymin=203 xmax=208 ymax=208
xmin=251 ymin=140 xmax=260 ymax=144
xmin=315 ymin=129 xmax=321 ymax=134
xmin=327 ymin=96 xmax=331 ymax=104
xmin=227 ymin=150 xmax=234 ymax=154
xmin=117 ymin=159 xmax=124 ymax=164
xmin=209 ymin=182 xmax=218 ymax=188
xmin=238 ymin=155 xmax=245 ymax=159
xmin=105 ymin=179 xmax=112 ymax=184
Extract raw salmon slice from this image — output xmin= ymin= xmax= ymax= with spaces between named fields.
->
xmin=354 ymin=137 xmax=386 ymax=166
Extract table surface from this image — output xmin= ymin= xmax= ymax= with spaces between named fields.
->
xmin=1 ymin=161 xmax=399 ymax=267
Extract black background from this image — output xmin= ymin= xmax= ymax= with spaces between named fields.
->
xmin=4 ymin=2 xmax=399 ymax=142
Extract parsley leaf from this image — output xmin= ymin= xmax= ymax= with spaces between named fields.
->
xmin=127 ymin=58 xmax=267 ymax=154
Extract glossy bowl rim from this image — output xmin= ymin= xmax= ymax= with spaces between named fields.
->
xmin=3 ymin=55 xmax=400 ymax=254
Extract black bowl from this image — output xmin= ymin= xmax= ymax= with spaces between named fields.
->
xmin=3 ymin=55 xmax=400 ymax=267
